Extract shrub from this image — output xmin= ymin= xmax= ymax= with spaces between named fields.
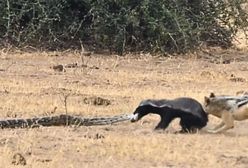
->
xmin=0 ymin=0 xmax=247 ymax=54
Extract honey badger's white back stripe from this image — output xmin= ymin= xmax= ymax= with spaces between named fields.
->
xmin=139 ymin=100 xmax=172 ymax=108
xmin=138 ymin=99 xmax=199 ymax=114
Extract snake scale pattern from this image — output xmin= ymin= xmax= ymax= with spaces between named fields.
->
xmin=0 ymin=114 xmax=131 ymax=129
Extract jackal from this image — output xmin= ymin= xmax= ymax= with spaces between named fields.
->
xmin=204 ymin=93 xmax=248 ymax=133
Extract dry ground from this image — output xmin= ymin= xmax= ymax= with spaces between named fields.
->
xmin=0 ymin=48 xmax=248 ymax=168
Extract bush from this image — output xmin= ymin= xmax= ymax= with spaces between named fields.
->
xmin=0 ymin=0 xmax=92 ymax=48
xmin=0 ymin=0 xmax=247 ymax=54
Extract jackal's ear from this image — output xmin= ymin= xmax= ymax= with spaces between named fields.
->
xmin=204 ymin=96 xmax=210 ymax=104
xmin=210 ymin=92 xmax=215 ymax=98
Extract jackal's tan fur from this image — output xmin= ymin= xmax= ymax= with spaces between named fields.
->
xmin=204 ymin=93 xmax=248 ymax=133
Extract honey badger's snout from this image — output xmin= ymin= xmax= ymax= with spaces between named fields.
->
xmin=130 ymin=113 xmax=139 ymax=122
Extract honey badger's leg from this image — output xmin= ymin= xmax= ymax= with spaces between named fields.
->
xmin=154 ymin=115 xmax=174 ymax=130
xmin=208 ymin=112 xmax=234 ymax=133
xmin=179 ymin=118 xmax=199 ymax=133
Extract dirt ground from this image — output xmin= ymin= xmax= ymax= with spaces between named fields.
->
xmin=0 ymin=48 xmax=248 ymax=168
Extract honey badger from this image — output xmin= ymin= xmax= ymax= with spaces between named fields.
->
xmin=204 ymin=93 xmax=248 ymax=133
xmin=130 ymin=97 xmax=208 ymax=133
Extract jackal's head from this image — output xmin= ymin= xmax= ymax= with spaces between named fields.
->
xmin=203 ymin=93 xmax=231 ymax=117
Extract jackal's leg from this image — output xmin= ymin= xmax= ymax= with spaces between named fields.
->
xmin=208 ymin=121 xmax=225 ymax=131
xmin=208 ymin=112 xmax=234 ymax=133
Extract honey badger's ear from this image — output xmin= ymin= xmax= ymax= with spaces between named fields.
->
xmin=204 ymin=96 xmax=210 ymax=104
xmin=210 ymin=92 xmax=215 ymax=98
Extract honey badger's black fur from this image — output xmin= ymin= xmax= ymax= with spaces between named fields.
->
xmin=130 ymin=97 xmax=208 ymax=133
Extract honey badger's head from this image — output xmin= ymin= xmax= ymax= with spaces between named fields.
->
xmin=130 ymin=105 xmax=148 ymax=122
xmin=130 ymin=100 xmax=164 ymax=122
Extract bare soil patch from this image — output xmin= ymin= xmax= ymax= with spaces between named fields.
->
xmin=0 ymin=49 xmax=248 ymax=167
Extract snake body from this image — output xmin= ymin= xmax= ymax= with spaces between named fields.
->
xmin=0 ymin=114 xmax=131 ymax=129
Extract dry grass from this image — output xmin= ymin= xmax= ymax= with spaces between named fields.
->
xmin=0 ymin=49 xmax=248 ymax=168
